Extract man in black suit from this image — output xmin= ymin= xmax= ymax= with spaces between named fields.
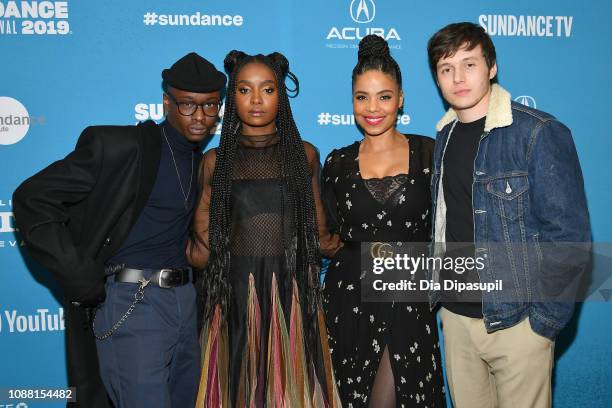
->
xmin=13 ymin=52 xmax=226 ymax=408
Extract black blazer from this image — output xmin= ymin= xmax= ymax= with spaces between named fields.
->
xmin=13 ymin=120 xmax=162 ymax=408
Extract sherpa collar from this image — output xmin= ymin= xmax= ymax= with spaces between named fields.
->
xmin=435 ymin=83 xmax=513 ymax=132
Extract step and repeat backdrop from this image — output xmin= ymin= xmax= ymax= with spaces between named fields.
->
xmin=1 ymin=1 xmax=611 ymax=407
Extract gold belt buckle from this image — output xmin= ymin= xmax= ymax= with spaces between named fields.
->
xmin=370 ymin=242 xmax=394 ymax=259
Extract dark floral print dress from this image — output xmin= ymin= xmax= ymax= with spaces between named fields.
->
xmin=321 ymin=134 xmax=445 ymax=407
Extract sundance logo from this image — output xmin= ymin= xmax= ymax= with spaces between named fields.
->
xmin=479 ymin=15 xmax=573 ymax=37
xmin=0 ymin=97 xmax=29 ymax=145
xmin=0 ymin=1 xmax=70 ymax=36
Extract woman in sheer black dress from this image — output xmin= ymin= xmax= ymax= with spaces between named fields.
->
xmin=188 ymin=51 xmax=341 ymax=407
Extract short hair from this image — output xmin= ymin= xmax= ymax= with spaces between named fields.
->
xmin=427 ymin=22 xmax=496 ymax=73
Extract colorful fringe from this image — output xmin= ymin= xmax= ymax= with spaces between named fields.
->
xmin=196 ymin=304 xmax=230 ymax=407
xmin=236 ymin=273 xmax=262 ymax=407
xmin=196 ymin=273 xmax=342 ymax=407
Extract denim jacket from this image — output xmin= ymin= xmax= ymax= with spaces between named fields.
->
xmin=430 ymin=84 xmax=591 ymax=339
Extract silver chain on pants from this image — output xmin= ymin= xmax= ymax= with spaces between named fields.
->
xmin=92 ymin=277 xmax=150 ymax=341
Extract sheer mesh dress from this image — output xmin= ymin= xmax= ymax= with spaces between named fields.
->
xmin=191 ymin=133 xmax=341 ymax=407
xmin=321 ymin=134 xmax=446 ymax=407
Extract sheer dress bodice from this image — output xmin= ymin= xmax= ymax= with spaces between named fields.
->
xmin=188 ymin=132 xmax=339 ymax=267
xmin=229 ymin=133 xmax=294 ymax=258
xmin=189 ymin=133 xmax=342 ymax=407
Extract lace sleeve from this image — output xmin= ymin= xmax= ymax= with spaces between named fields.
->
xmin=187 ymin=148 xmax=216 ymax=268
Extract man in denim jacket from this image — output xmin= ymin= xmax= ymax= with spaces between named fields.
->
xmin=427 ymin=22 xmax=591 ymax=408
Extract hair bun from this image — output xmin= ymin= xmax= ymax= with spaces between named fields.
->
xmin=224 ymin=50 xmax=248 ymax=73
xmin=267 ymin=52 xmax=290 ymax=77
xmin=267 ymin=52 xmax=299 ymax=97
xmin=357 ymin=35 xmax=390 ymax=60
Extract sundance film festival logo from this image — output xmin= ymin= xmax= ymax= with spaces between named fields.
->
xmin=514 ymin=95 xmax=537 ymax=109
xmin=479 ymin=15 xmax=573 ymax=37
xmin=0 ymin=97 xmax=44 ymax=145
xmin=326 ymin=0 xmax=400 ymax=49
xmin=0 ymin=1 xmax=71 ymax=36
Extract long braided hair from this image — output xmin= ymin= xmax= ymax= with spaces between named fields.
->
xmin=201 ymin=50 xmax=321 ymax=351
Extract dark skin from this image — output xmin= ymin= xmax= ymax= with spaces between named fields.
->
xmin=234 ymin=62 xmax=279 ymax=136
xmin=163 ymin=85 xmax=222 ymax=143
xmin=186 ymin=59 xmax=342 ymax=268
xmin=186 ymin=63 xmax=283 ymax=268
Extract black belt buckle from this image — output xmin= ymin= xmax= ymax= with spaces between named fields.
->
xmin=157 ymin=268 xmax=174 ymax=289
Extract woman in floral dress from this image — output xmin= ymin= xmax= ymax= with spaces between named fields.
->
xmin=321 ymin=35 xmax=446 ymax=408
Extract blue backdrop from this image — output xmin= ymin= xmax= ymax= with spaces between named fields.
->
xmin=1 ymin=1 xmax=610 ymax=407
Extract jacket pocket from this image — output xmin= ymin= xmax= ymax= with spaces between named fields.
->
xmin=486 ymin=175 xmax=529 ymax=220
xmin=533 ymin=233 xmax=543 ymax=265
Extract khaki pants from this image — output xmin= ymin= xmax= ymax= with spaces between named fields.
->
xmin=440 ymin=307 xmax=554 ymax=408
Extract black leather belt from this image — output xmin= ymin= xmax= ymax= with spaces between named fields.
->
xmin=113 ymin=267 xmax=192 ymax=288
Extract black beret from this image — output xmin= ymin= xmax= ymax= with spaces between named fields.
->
xmin=162 ymin=52 xmax=226 ymax=93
